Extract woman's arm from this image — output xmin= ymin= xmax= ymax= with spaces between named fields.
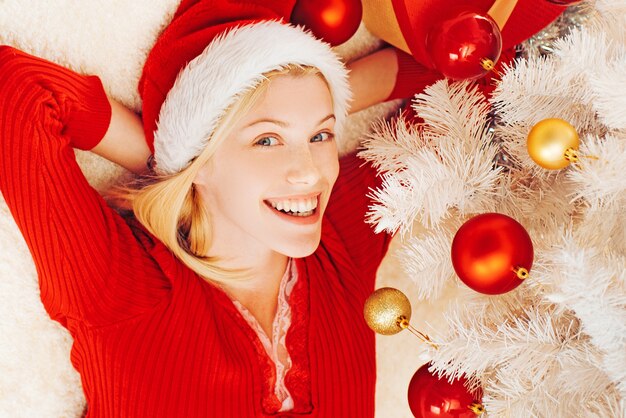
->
xmin=0 ymin=46 xmax=167 ymax=327
xmin=91 ymin=99 xmax=151 ymax=174
xmin=346 ymin=47 xmax=442 ymax=114
xmin=346 ymin=47 xmax=398 ymax=114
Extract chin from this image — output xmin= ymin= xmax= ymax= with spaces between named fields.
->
xmin=279 ymin=236 xmax=321 ymax=258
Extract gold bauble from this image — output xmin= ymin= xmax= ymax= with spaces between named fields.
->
xmin=527 ymin=118 xmax=580 ymax=170
xmin=363 ymin=287 xmax=412 ymax=335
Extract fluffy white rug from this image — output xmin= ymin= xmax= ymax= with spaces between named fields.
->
xmin=0 ymin=2 xmax=444 ymax=416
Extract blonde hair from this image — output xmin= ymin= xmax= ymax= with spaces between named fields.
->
xmin=111 ymin=65 xmax=328 ymax=285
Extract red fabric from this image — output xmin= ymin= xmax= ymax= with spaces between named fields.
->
xmin=139 ymin=0 xmax=297 ymax=152
xmin=0 ymin=46 xmax=392 ymax=418
xmin=386 ymin=0 xmax=566 ymax=102
xmin=391 ymin=0 xmax=565 ymax=67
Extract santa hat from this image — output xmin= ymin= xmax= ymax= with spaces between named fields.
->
xmin=139 ymin=0 xmax=351 ymax=175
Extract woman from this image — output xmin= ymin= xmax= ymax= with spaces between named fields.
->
xmin=0 ymin=0 xmax=565 ymax=415
xmin=0 ymin=0 xmax=437 ymax=415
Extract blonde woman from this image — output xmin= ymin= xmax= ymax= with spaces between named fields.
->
xmin=0 ymin=0 xmax=442 ymax=415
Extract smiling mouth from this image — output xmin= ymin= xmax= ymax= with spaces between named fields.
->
xmin=263 ymin=202 xmax=318 ymax=217
xmin=267 ymin=205 xmax=316 ymax=217
xmin=263 ymin=195 xmax=320 ymax=218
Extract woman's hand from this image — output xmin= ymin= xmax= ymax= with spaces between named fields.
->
xmin=91 ymin=98 xmax=151 ymax=174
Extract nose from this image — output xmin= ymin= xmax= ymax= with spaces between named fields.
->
xmin=286 ymin=147 xmax=322 ymax=185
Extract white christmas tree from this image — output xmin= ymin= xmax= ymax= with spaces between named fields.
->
xmin=359 ymin=1 xmax=626 ymax=416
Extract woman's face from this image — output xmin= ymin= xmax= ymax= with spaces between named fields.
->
xmin=194 ymin=74 xmax=339 ymax=259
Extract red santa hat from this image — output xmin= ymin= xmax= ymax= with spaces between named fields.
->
xmin=139 ymin=0 xmax=351 ymax=175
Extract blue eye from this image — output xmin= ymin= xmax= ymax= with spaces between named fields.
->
xmin=311 ymin=132 xmax=334 ymax=143
xmin=255 ymin=136 xmax=279 ymax=146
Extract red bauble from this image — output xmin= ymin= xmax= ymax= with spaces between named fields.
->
xmin=451 ymin=213 xmax=533 ymax=295
xmin=290 ymin=0 xmax=362 ymax=46
xmin=407 ymin=363 xmax=483 ymax=418
xmin=426 ymin=11 xmax=502 ymax=80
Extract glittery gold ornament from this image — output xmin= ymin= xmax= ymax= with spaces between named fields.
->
xmin=363 ymin=288 xmax=439 ymax=349
xmin=363 ymin=287 xmax=411 ymax=335
xmin=527 ymin=118 xmax=580 ymax=170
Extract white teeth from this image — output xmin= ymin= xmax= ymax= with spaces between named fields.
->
xmin=268 ymin=197 xmax=317 ymax=213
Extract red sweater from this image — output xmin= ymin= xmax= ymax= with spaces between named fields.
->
xmin=0 ymin=47 xmax=393 ymax=417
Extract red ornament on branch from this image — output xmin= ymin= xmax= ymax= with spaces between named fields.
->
xmin=451 ymin=213 xmax=533 ymax=295
xmin=290 ymin=0 xmax=362 ymax=46
xmin=426 ymin=11 xmax=502 ymax=80
xmin=407 ymin=363 xmax=484 ymax=417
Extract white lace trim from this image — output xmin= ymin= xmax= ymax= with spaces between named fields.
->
xmin=230 ymin=258 xmax=297 ymax=411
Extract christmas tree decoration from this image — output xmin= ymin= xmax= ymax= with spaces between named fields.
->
xmin=527 ymin=118 xmax=580 ymax=170
xmin=364 ymin=287 xmax=438 ymax=348
xmin=290 ymin=0 xmax=362 ymax=46
xmin=451 ymin=213 xmax=533 ymax=295
xmin=425 ymin=11 xmax=502 ymax=80
xmin=363 ymin=287 xmax=411 ymax=335
xmin=358 ymin=0 xmax=625 ymax=414
xmin=407 ymin=363 xmax=484 ymax=418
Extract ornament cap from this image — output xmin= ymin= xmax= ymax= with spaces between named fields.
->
xmin=513 ymin=266 xmax=529 ymax=280
xmin=564 ymin=147 xmax=579 ymax=163
xmin=468 ymin=402 xmax=486 ymax=415
xmin=480 ymin=58 xmax=496 ymax=71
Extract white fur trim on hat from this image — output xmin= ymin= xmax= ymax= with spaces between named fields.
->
xmin=153 ymin=20 xmax=352 ymax=175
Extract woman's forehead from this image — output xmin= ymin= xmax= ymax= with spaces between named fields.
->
xmin=238 ymin=75 xmax=334 ymax=126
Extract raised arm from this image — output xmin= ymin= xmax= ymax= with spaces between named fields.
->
xmin=91 ymin=98 xmax=151 ymax=174
xmin=0 ymin=46 xmax=168 ymax=328
xmin=346 ymin=47 xmax=442 ymax=114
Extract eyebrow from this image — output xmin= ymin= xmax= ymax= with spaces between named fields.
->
xmin=243 ymin=114 xmax=336 ymax=129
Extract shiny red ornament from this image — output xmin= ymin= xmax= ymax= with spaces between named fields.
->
xmin=408 ymin=363 xmax=484 ymax=418
xmin=290 ymin=0 xmax=362 ymax=46
xmin=426 ymin=11 xmax=502 ymax=80
xmin=451 ymin=213 xmax=533 ymax=295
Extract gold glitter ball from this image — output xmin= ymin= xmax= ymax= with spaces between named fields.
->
xmin=363 ymin=287 xmax=412 ymax=335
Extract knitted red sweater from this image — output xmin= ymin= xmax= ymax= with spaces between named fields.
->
xmin=0 ymin=47 xmax=393 ymax=417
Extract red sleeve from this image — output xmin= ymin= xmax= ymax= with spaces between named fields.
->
xmin=324 ymin=152 xmax=393 ymax=282
xmin=0 ymin=46 xmax=169 ymax=328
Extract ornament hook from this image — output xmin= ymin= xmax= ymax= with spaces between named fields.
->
xmin=398 ymin=316 xmax=439 ymax=350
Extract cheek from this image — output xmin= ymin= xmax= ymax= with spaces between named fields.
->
xmin=317 ymin=148 xmax=340 ymax=184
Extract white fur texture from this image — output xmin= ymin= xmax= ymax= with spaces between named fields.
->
xmin=0 ymin=1 xmax=419 ymax=417
xmin=155 ymin=21 xmax=352 ymax=174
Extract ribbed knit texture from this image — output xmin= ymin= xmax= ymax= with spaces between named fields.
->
xmin=0 ymin=46 xmax=392 ymax=418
